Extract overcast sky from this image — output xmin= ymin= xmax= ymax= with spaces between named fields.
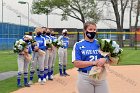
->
xmin=0 ymin=0 xmax=139 ymax=29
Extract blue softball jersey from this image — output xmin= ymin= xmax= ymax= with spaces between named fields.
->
xmin=72 ymin=39 xmax=102 ymax=71
xmin=51 ymin=36 xmax=57 ymax=42
xmin=58 ymin=36 xmax=69 ymax=49
xmin=34 ymin=35 xmax=46 ymax=51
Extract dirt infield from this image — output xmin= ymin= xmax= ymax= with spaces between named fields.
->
xmin=13 ymin=65 xmax=140 ymax=93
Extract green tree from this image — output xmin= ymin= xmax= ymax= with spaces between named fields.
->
xmin=32 ymin=0 xmax=102 ymax=24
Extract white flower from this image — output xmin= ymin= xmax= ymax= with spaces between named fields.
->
xmin=57 ymin=40 xmax=63 ymax=46
xmin=15 ymin=41 xmax=19 ymax=46
xmin=46 ymin=39 xmax=51 ymax=44
xmin=49 ymin=39 xmax=52 ymax=43
xmin=53 ymin=39 xmax=57 ymax=42
xmin=57 ymin=42 xmax=61 ymax=45
xmin=13 ymin=48 xmax=16 ymax=50
xmin=19 ymin=39 xmax=25 ymax=44
xmin=17 ymin=45 xmax=23 ymax=50
xmin=113 ymin=47 xmax=120 ymax=53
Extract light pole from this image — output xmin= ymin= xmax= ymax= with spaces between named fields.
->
xmin=47 ymin=14 xmax=48 ymax=28
xmin=18 ymin=1 xmax=29 ymax=32
xmin=17 ymin=15 xmax=21 ymax=38
xmin=1 ymin=0 xmax=3 ymax=34
xmin=1 ymin=0 xmax=3 ymax=23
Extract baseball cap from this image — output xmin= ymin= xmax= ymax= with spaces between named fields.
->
xmin=62 ymin=29 xmax=68 ymax=33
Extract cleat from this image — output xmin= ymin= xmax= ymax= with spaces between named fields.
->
xmin=50 ymin=75 xmax=54 ymax=79
xmin=43 ymin=78 xmax=46 ymax=83
xmin=60 ymin=73 xmax=64 ymax=77
xmin=46 ymin=76 xmax=48 ymax=80
xmin=48 ymin=78 xmax=53 ymax=81
xmin=38 ymin=78 xmax=41 ymax=83
xmin=17 ymin=84 xmax=23 ymax=88
xmin=40 ymin=81 xmax=45 ymax=85
xmin=28 ymin=80 xmax=33 ymax=85
xmin=24 ymin=83 xmax=30 ymax=87
xmin=63 ymin=73 xmax=70 ymax=76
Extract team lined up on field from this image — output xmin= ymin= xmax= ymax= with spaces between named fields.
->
xmin=14 ymin=27 xmax=69 ymax=87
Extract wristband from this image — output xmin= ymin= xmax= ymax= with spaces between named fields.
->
xmin=105 ymin=55 xmax=109 ymax=63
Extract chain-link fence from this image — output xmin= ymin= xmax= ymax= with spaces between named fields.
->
xmin=1 ymin=25 xmax=140 ymax=50
xmin=0 ymin=22 xmax=35 ymax=50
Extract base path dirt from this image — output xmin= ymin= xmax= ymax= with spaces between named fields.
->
xmin=12 ymin=65 xmax=140 ymax=93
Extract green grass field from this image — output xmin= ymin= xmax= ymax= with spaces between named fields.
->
xmin=0 ymin=48 xmax=140 ymax=93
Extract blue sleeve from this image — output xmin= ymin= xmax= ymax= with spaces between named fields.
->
xmin=72 ymin=43 xmax=82 ymax=62
xmin=39 ymin=46 xmax=47 ymax=50
xmin=28 ymin=45 xmax=32 ymax=54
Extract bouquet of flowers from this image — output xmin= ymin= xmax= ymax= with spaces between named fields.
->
xmin=97 ymin=39 xmax=123 ymax=64
xmin=29 ymin=38 xmax=37 ymax=46
xmin=46 ymin=39 xmax=52 ymax=48
xmin=29 ymin=36 xmax=46 ymax=56
xmin=52 ymin=39 xmax=63 ymax=48
xmin=13 ymin=39 xmax=32 ymax=62
xmin=89 ymin=39 xmax=123 ymax=80
xmin=13 ymin=39 xmax=27 ymax=53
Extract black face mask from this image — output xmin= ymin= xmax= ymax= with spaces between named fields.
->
xmin=24 ymin=40 xmax=29 ymax=43
xmin=86 ymin=31 xmax=96 ymax=39
xmin=37 ymin=32 xmax=42 ymax=36
xmin=63 ymin=33 xmax=67 ymax=36
xmin=46 ymin=33 xmax=50 ymax=36
xmin=43 ymin=31 xmax=46 ymax=35
xmin=51 ymin=34 xmax=55 ymax=36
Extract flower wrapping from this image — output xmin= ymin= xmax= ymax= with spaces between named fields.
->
xmin=89 ymin=39 xmax=123 ymax=80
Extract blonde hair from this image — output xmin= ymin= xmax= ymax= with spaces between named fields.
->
xmin=34 ymin=27 xmax=42 ymax=33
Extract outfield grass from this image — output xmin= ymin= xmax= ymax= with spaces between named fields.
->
xmin=119 ymin=47 xmax=140 ymax=65
xmin=0 ymin=49 xmax=73 ymax=93
xmin=0 ymin=51 xmax=17 ymax=73
xmin=0 ymin=48 xmax=140 ymax=93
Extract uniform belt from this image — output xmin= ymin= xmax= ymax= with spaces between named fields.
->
xmin=61 ymin=46 xmax=66 ymax=49
xmin=79 ymin=70 xmax=90 ymax=74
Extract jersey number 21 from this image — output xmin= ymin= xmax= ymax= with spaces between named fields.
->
xmin=89 ymin=55 xmax=97 ymax=61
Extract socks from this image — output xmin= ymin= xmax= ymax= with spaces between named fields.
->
xmin=63 ymin=65 xmax=66 ymax=74
xmin=30 ymin=71 xmax=35 ymax=81
xmin=59 ymin=64 xmax=63 ymax=75
xmin=37 ymin=69 xmax=41 ymax=79
xmin=40 ymin=70 xmax=44 ymax=81
xmin=44 ymin=68 xmax=48 ymax=78
xmin=24 ymin=72 xmax=28 ymax=85
xmin=17 ymin=72 xmax=22 ymax=85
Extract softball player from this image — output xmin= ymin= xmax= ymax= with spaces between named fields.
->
xmin=44 ymin=28 xmax=53 ymax=81
xmin=58 ymin=29 xmax=70 ymax=76
xmin=50 ymin=30 xmax=57 ymax=79
xmin=72 ymin=22 xmax=109 ymax=93
xmin=17 ymin=36 xmax=32 ymax=87
xmin=29 ymin=27 xmax=46 ymax=85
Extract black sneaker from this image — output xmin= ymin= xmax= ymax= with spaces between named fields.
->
xmin=17 ymin=84 xmax=23 ymax=88
xmin=48 ymin=78 xmax=53 ymax=81
xmin=63 ymin=73 xmax=70 ymax=76
xmin=24 ymin=83 xmax=30 ymax=87
xmin=60 ymin=73 xmax=64 ymax=77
